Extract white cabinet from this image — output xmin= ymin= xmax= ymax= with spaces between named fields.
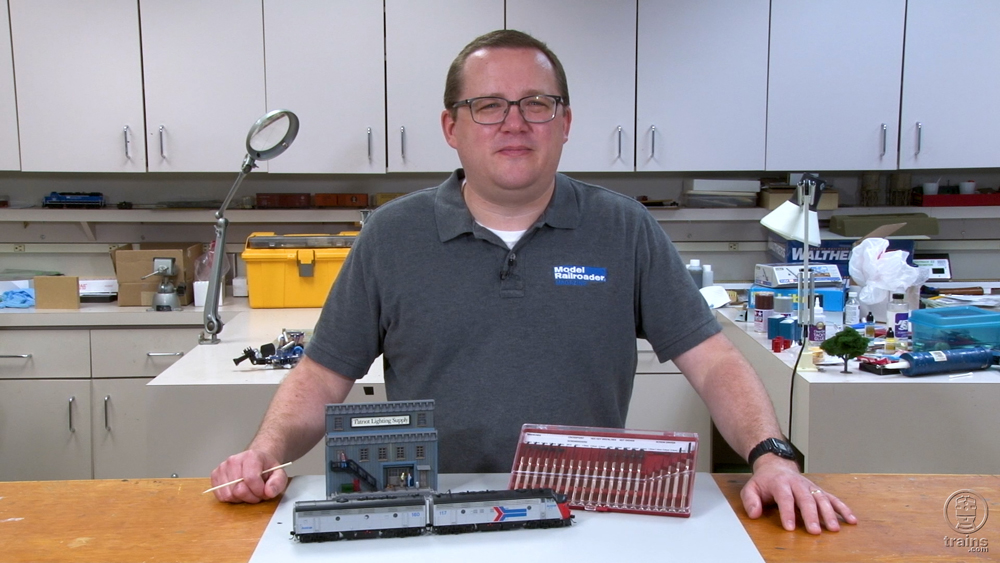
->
xmin=627 ymin=341 xmax=711 ymax=472
xmin=899 ymin=0 xmax=1000 ymax=169
xmin=636 ymin=0 xmax=768 ymax=172
xmin=507 ymin=0 xmax=636 ymax=172
xmin=385 ymin=0 xmax=503 ymax=172
xmin=140 ymin=0 xmax=266 ymax=172
xmin=0 ymin=1 xmax=19 ymax=171
xmin=766 ymin=0 xmax=906 ymax=171
xmin=263 ymin=1 xmax=386 ymax=174
xmin=8 ymin=0 xmax=145 ymax=172
xmin=0 ymin=379 xmax=92 ymax=480
xmin=91 ymin=377 xmax=153 ymax=479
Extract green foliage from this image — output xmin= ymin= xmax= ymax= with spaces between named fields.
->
xmin=820 ymin=326 xmax=870 ymax=373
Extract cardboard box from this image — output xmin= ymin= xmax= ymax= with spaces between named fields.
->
xmin=767 ymin=233 xmax=915 ymax=278
xmin=112 ymin=243 xmax=202 ymax=306
xmin=754 ymin=263 xmax=843 ymax=288
xmin=758 ymin=188 xmax=839 ymax=210
xmin=34 ymin=276 xmax=80 ymax=309
xmin=829 ymin=213 xmax=938 ymax=237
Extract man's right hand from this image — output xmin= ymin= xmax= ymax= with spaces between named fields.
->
xmin=210 ymin=450 xmax=288 ymax=504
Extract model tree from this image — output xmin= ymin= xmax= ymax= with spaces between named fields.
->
xmin=820 ymin=326 xmax=870 ymax=373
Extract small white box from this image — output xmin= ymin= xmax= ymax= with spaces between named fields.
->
xmin=754 ymin=263 xmax=843 ymax=288
xmin=231 ymin=276 xmax=249 ymax=297
xmin=78 ymin=278 xmax=118 ymax=295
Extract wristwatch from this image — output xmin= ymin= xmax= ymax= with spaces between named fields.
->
xmin=747 ymin=437 xmax=796 ymax=466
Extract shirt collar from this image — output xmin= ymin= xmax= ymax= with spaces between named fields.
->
xmin=435 ymin=169 xmax=581 ymax=243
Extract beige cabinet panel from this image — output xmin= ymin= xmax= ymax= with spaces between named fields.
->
xmin=0 ymin=379 xmax=92 ymax=480
xmin=0 ymin=329 xmax=90 ymax=379
xmin=626 ymin=373 xmax=710 ymax=473
xmin=90 ymin=328 xmax=197 ymax=378
xmin=92 ymin=378 xmax=152 ymax=479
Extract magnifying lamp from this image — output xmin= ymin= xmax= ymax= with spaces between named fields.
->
xmin=200 ymin=109 xmax=299 ymax=344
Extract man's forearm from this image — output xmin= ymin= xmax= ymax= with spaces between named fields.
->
xmin=249 ymin=355 xmax=356 ymax=462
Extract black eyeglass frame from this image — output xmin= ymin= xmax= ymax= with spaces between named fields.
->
xmin=450 ymin=94 xmax=567 ymax=125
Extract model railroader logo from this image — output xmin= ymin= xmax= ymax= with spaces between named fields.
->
xmin=351 ymin=415 xmax=410 ymax=428
xmin=553 ymin=265 xmax=607 ymax=285
xmin=943 ymin=489 xmax=990 ymax=553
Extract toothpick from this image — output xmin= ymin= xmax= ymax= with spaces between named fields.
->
xmin=202 ymin=462 xmax=292 ymax=494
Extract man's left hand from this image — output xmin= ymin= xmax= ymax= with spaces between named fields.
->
xmin=740 ymin=456 xmax=857 ymax=534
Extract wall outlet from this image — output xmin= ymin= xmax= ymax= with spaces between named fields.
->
xmin=728 ymin=242 xmax=739 ymax=251
xmin=13 ymin=244 xmax=24 ymax=252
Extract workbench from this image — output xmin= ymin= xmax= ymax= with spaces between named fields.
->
xmin=719 ymin=307 xmax=1000 ymax=473
xmin=0 ymin=473 xmax=995 ymax=562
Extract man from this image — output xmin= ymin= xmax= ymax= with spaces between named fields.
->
xmin=211 ymin=30 xmax=855 ymax=535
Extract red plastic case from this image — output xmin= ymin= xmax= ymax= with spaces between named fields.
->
xmin=508 ymin=424 xmax=698 ymax=517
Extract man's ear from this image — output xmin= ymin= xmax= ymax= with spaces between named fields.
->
xmin=561 ymin=105 xmax=572 ymax=144
xmin=442 ymin=109 xmax=459 ymax=149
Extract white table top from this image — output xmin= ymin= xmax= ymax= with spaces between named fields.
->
xmin=250 ymin=473 xmax=764 ymax=563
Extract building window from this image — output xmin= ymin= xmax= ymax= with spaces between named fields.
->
xmin=396 ymin=446 xmax=406 ymax=460
xmin=378 ymin=447 xmax=388 ymax=461
xmin=359 ymin=448 xmax=369 ymax=462
xmin=415 ymin=445 xmax=425 ymax=459
xmin=417 ymin=413 xmax=427 ymax=426
xmin=333 ymin=417 xmax=343 ymax=431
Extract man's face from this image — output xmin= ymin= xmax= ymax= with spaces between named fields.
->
xmin=442 ymin=47 xmax=571 ymax=197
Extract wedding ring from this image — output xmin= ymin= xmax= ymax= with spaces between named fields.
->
xmin=810 ymin=489 xmax=822 ymax=495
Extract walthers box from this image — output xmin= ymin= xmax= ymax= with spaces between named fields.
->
xmin=767 ymin=234 xmax=915 ymax=278
xmin=910 ymin=306 xmax=1000 ymax=352
xmin=241 ymin=232 xmax=356 ymax=308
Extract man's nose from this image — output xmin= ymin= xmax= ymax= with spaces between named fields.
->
xmin=500 ymin=102 xmax=530 ymax=130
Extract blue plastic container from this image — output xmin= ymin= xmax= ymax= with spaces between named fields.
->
xmin=909 ymin=306 xmax=1000 ymax=352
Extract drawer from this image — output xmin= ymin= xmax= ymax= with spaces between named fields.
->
xmin=91 ymin=328 xmax=198 ymax=378
xmin=0 ymin=329 xmax=91 ymax=379
xmin=635 ymin=339 xmax=679 ymax=374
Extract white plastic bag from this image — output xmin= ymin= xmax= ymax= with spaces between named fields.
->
xmin=848 ymin=238 xmax=929 ymax=306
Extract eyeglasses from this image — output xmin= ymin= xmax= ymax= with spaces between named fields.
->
xmin=451 ymin=95 xmax=566 ymax=125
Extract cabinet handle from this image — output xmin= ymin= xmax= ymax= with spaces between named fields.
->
xmin=650 ymin=125 xmax=656 ymax=158
xmin=159 ymin=125 xmax=166 ymax=159
xmin=0 ymin=354 xmax=32 ymax=358
xmin=123 ymin=126 xmax=131 ymax=159
xmin=880 ymin=123 xmax=887 ymax=157
xmin=617 ymin=126 xmax=623 ymax=159
xmin=68 ymin=396 xmax=75 ymax=433
xmin=367 ymin=127 xmax=372 ymax=162
xmin=400 ymin=126 xmax=406 ymax=161
xmin=915 ymin=122 xmax=922 ymax=155
xmin=147 ymin=351 xmax=184 ymax=357
xmin=104 ymin=395 xmax=111 ymax=431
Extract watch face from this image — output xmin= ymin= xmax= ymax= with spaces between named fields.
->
xmin=770 ymin=438 xmax=795 ymax=458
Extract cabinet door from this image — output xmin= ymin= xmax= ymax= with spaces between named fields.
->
xmin=8 ymin=0 xmax=145 ymax=172
xmin=0 ymin=379 xmax=91 ymax=480
xmin=636 ymin=0 xmax=768 ymax=172
xmin=507 ymin=0 xmax=636 ymax=172
xmin=263 ymin=1 xmax=385 ymax=174
xmin=899 ymin=1 xmax=1000 ymax=169
xmin=92 ymin=378 xmax=152 ymax=479
xmin=385 ymin=0 xmax=503 ymax=172
xmin=0 ymin=1 xmax=19 ymax=171
xmin=766 ymin=0 xmax=905 ymax=171
xmin=140 ymin=0 xmax=266 ymax=172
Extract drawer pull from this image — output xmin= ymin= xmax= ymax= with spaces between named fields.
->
xmin=104 ymin=395 xmax=111 ymax=431
xmin=0 ymin=354 xmax=32 ymax=358
xmin=68 ymin=396 xmax=75 ymax=433
xmin=147 ymin=352 xmax=184 ymax=357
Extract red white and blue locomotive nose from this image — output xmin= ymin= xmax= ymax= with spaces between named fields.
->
xmin=492 ymin=506 xmax=529 ymax=521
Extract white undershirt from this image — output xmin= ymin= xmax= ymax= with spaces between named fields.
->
xmin=479 ymin=223 xmax=526 ymax=249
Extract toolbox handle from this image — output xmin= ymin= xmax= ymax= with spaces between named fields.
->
xmin=297 ymin=249 xmax=315 ymax=277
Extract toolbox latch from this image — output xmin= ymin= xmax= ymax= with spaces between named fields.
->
xmin=297 ymin=249 xmax=315 ymax=277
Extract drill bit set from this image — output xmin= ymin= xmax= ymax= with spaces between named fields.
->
xmin=507 ymin=424 xmax=698 ymax=517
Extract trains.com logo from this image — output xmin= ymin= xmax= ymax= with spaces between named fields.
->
xmin=943 ymin=489 xmax=990 ymax=553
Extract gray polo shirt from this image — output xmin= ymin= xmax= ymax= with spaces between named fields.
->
xmin=306 ymin=170 xmax=720 ymax=473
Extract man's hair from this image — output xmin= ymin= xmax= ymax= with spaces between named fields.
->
xmin=443 ymin=29 xmax=570 ymax=114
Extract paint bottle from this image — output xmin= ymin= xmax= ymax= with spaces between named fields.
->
xmin=753 ymin=291 xmax=774 ymax=333
xmin=864 ymin=312 xmax=876 ymax=339
xmin=809 ymin=297 xmax=826 ymax=343
xmin=686 ymin=259 xmax=703 ymax=288
xmin=888 ymin=292 xmax=911 ymax=340
xmin=884 ymin=327 xmax=896 ymax=353
xmin=844 ymin=291 xmax=861 ymax=326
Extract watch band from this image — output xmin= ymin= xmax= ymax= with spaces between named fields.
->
xmin=747 ymin=437 xmax=795 ymax=467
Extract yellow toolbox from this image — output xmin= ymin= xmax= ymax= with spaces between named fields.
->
xmin=241 ymin=232 xmax=357 ymax=308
